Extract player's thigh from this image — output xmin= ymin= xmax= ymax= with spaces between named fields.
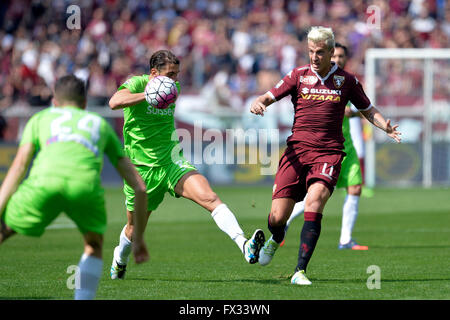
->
xmin=305 ymin=152 xmax=344 ymax=212
xmin=305 ymin=182 xmax=331 ymax=213
xmin=3 ymin=177 xmax=64 ymax=237
xmin=124 ymin=165 xmax=167 ymax=212
xmin=64 ymin=181 xmax=107 ymax=235
xmin=173 ymin=171 xmax=221 ymax=211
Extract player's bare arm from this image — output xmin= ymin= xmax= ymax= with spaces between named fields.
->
xmin=361 ymin=106 xmax=402 ymax=143
xmin=115 ymin=157 xmax=149 ymax=264
xmin=250 ymin=92 xmax=275 ymax=116
xmin=0 ymin=143 xmax=35 ymax=215
xmin=344 ymin=107 xmax=361 ymax=118
xmin=109 ymin=89 xmax=146 ymax=110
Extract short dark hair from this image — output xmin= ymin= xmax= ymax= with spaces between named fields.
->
xmin=334 ymin=42 xmax=349 ymax=57
xmin=54 ymin=75 xmax=86 ymax=107
xmin=149 ymin=50 xmax=180 ymax=71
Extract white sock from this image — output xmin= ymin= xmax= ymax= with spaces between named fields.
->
xmin=285 ymin=201 xmax=305 ymax=232
xmin=74 ymin=253 xmax=103 ymax=300
xmin=339 ymin=194 xmax=360 ymax=245
xmin=211 ymin=203 xmax=246 ymax=253
xmin=115 ymin=225 xmax=131 ymax=265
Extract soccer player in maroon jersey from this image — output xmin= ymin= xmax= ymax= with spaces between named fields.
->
xmin=250 ymin=26 xmax=401 ymax=285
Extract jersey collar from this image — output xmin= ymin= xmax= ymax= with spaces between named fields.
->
xmin=310 ymin=62 xmax=338 ymax=85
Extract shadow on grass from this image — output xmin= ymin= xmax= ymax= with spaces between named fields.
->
xmin=369 ymin=245 xmax=450 ymax=249
xmin=315 ymin=278 xmax=450 ymax=283
xmin=125 ymin=275 xmax=450 ymax=285
xmin=125 ymin=278 xmax=288 ymax=285
xmin=0 ymin=297 xmax=56 ymax=300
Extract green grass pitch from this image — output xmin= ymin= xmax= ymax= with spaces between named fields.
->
xmin=0 ymin=186 xmax=449 ymax=300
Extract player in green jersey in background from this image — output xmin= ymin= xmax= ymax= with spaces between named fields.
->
xmin=281 ymin=43 xmax=369 ymax=251
xmin=109 ymin=50 xmax=265 ymax=280
xmin=0 ymin=75 xmax=149 ymax=299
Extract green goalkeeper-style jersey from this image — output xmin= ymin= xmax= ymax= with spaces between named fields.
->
xmin=342 ymin=115 xmax=353 ymax=153
xmin=118 ymin=74 xmax=181 ymax=167
xmin=20 ymin=106 xmax=125 ymax=183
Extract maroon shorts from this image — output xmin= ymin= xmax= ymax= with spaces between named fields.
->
xmin=272 ymin=144 xmax=344 ymax=202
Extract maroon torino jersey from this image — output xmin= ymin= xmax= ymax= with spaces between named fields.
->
xmin=268 ymin=63 xmax=372 ymax=151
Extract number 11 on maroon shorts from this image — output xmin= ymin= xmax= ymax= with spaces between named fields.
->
xmin=272 ymin=145 xmax=344 ymax=203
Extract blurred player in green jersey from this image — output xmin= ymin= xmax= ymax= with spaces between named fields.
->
xmin=0 ymin=75 xmax=149 ymax=299
xmin=108 ymin=50 xmax=264 ymax=280
xmin=282 ymin=43 xmax=369 ymax=250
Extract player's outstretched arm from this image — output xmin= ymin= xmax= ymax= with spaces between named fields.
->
xmin=0 ymin=143 xmax=35 ymax=216
xmin=250 ymin=92 xmax=275 ymax=117
xmin=361 ymin=106 xmax=402 ymax=143
xmin=115 ymin=157 xmax=149 ymax=264
xmin=109 ymin=89 xmax=146 ymax=110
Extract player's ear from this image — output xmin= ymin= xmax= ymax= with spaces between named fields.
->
xmin=150 ymin=68 xmax=159 ymax=78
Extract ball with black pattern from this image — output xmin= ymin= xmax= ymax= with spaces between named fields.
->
xmin=144 ymin=76 xmax=178 ymax=109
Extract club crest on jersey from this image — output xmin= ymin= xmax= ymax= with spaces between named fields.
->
xmin=333 ymin=75 xmax=345 ymax=88
xmin=300 ymin=76 xmax=318 ymax=85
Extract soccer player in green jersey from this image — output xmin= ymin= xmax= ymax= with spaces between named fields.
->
xmin=0 ymin=75 xmax=149 ymax=299
xmin=108 ymin=50 xmax=265 ymax=279
xmin=282 ymin=43 xmax=369 ymax=250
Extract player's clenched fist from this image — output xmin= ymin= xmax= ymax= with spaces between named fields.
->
xmin=250 ymin=102 xmax=266 ymax=116
xmin=250 ymin=92 xmax=274 ymax=117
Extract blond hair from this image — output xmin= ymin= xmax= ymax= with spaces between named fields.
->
xmin=307 ymin=26 xmax=335 ymax=50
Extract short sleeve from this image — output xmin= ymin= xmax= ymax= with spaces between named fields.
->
xmin=348 ymin=76 xmax=372 ymax=111
xmin=19 ymin=114 xmax=40 ymax=149
xmin=269 ymin=69 xmax=299 ymax=101
xmin=118 ymin=76 xmax=142 ymax=94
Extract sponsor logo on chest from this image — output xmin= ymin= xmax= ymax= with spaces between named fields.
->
xmin=146 ymin=103 xmax=175 ymax=116
xmin=300 ymin=87 xmax=342 ymax=102
xmin=300 ymin=75 xmax=318 ymax=85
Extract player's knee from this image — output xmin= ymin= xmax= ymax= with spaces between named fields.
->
xmin=348 ymin=184 xmax=362 ymax=196
xmin=197 ymin=190 xmax=220 ymax=207
xmin=269 ymin=210 xmax=287 ymax=226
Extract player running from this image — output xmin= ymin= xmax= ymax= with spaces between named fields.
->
xmin=0 ymin=75 xmax=149 ymax=299
xmin=282 ymin=43 xmax=369 ymax=250
xmin=250 ymin=27 xmax=401 ymax=285
xmin=109 ymin=50 xmax=264 ymax=280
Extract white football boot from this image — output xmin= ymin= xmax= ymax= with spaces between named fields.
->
xmin=243 ymin=229 xmax=265 ymax=264
xmin=291 ymin=270 xmax=312 ymax=285
xmin=258 ymin=236 xmax=280 ymax=266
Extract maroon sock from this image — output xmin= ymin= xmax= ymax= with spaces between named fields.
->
xmin=267 ymin=214 xmax=286 ymax=244
xmin=296 ymin=212 xmax=323 ymax=272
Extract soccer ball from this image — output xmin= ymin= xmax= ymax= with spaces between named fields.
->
xmin=144 ymin=76 xmax=178 ymax=109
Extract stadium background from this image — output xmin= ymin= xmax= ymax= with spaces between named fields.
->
xmin=0 ymin=0 xmax=450 ymax=302
xmin=0 ymin=0 xmax=449 ymax=187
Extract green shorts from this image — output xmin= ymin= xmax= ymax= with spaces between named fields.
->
xmin=3 ymin=176 xmax=107 ymax=237
xmin=336 ymin=145 xmax=363 ymax=188
xmin=124 ymin=157 xmax=197 ymax=212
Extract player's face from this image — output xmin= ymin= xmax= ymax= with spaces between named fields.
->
xmin=308 ymin=41 xmax=334 ymax=76
xmin=150 ymin=63 xmax=180 ymax=81
xmin=332 ymin=47 xmax=347 ymax=69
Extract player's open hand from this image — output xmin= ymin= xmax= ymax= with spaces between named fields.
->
xmin=132 ymin=239 xmax=150 ymax=264
xmin=250 ymin=100 xmax=267 ymax=117
xmin=386 ymin=119 xmax=401 ymax=143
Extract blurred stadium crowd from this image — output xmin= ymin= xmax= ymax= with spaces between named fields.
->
xmin=0 ymin=0 xmax=448 ymax=117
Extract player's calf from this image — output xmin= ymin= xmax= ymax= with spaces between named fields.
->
xmin=0 ymin=219 xmax=16 ymax=244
